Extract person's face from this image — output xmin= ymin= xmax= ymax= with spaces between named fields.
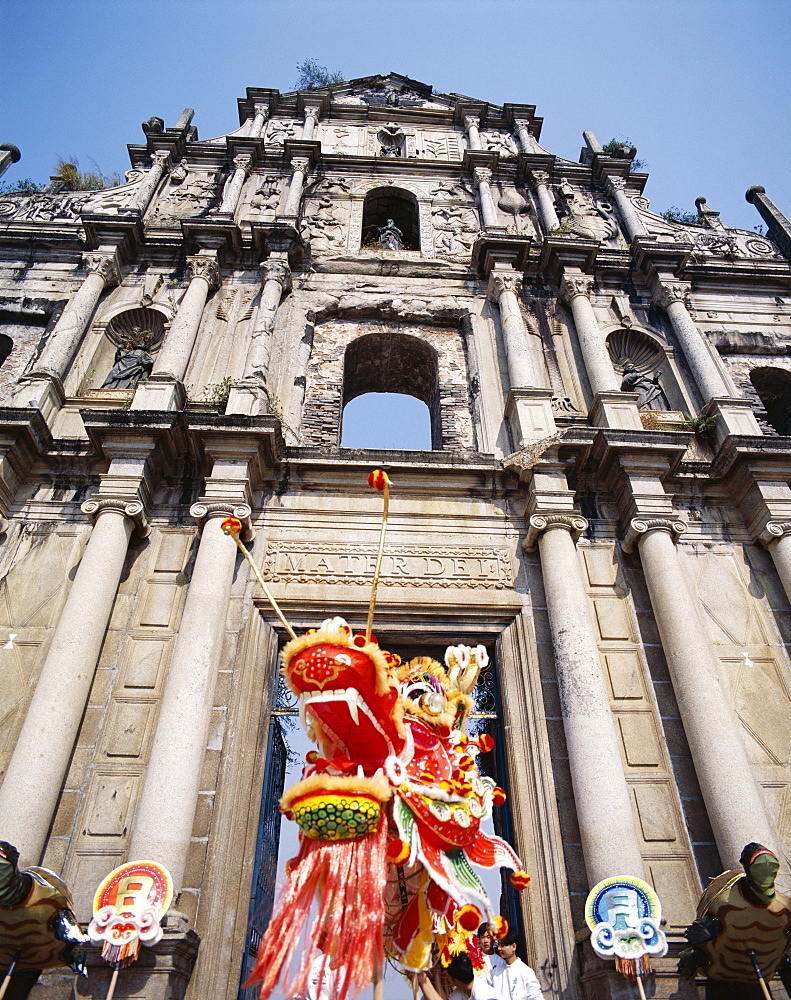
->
xmin=478 ymin=930 xmax=495 ymax=954
xmin=748 ymin=854 xmax=779 ymax=895
xmin=496 ymin=941 xmax=517 ymax=964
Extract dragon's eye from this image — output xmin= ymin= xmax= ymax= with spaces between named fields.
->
xmin=421 ymin=692 xmax=447 ymax=715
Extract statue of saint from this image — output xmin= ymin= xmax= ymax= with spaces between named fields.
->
xmin=377 ymin=218 xmax=404 ymax=251
xmin=101 ymin=344 xmax=154 ymax=390
xmin=620 ymin=360 xmax=666 ymax=410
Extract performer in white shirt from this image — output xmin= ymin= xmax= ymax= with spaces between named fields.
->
xmin=477 ymin=922 xmax=506 ymax=979
xmin=416 ymin=953 xmax=500 ymax=1000
xmin=490 ymin=929 xmax=543 ymax=1000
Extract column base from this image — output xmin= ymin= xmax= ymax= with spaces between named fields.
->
xmin=703 ymin=397 xmax=763 ymax=445
xmin=506 ymin=387 xmax=556 ymax=445
xmin=225 ymin=380 xmax=271 ymax=417
xmin=588 ymin=391 xmax=642 ymax=430
xmin=130 ymin=375 xmax=186 ymax=412
xmin=10 ymin=375 xmax=65 ymax=425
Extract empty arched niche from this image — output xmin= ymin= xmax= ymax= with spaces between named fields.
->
xmin=342 ymin=332 xmax=440 ymax=448
xmin=750 ymin=367 xmax=791 ymax=435
xmin=361 ymin=187 xmax=420 ymax=250
xmin=0 ymin=334 xmax=13 ymax=367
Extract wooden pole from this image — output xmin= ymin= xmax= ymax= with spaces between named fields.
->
xmin=222 ymin=520 xmax=296 ymax=639
xmin=105 ymin=963 xmax=121 ymax=1000
xmin=365 ymin=474 xmax=390 ymax=641
xmin=0 ymin=950 xmax=21 ymax=1000
xmin=749 ymin=952 xmax=773 ymax=1000
xmin=372 ymin=961 xmax=384 ymax=1000
xmin=634 ymin=975 xmax=647 ymax=1000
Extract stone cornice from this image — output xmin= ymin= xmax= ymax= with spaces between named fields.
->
xmin=622 ymin=516 xmax=686 ymax=553
xmin=524 ymin=512 xmax=588 ymax=551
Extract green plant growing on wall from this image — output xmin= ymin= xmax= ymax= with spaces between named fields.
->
xmin=54 ymin=158 xmax=120 ymax=191
xmin=294 ymin=59 xmax=344 ymax=91
xmin=679 ymin=411 xmax=718 ymax=438
xmin=0 ymin=178 xmax=43 ymax=194
xmin=201 ymin=376 xmax=232 ymax=410
xmin=661 ymin=206 xmax=702 ymax=225
xmin=602 ymin=137 xmax=646 ymax=171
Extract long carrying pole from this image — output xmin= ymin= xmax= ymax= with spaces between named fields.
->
xmin=634 ymin=976 xmax=647 ymax=1000
xmin=105 ymin=962 xmax=121 ymax=1000
xmin=749 ymin=951 xmax=774 ymax=1000
xmin=0 ymin=950 xmax=21 ymax=1000
xmin=365 ymin=470 xmax=391 ymax=641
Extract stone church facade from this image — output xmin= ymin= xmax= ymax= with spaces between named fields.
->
xmin=0 ymin=73 xmax=789 ymax=999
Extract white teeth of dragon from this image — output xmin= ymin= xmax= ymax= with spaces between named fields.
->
xmin=298 ymin=694 xmax=307 ymax=729
xmin=346 ymin=689 xmax=360 ymax=726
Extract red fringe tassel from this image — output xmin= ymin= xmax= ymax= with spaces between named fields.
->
xmin=245 ymin=815 xmax=388 ymax=1000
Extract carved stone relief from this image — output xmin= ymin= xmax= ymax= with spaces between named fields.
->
xmin=481 ymin=130 xmax=518 ymax=157
xmin=0 ymin=191 xmax=89 ymax=223
xmin=301 ymin=177 xmax=351 ymax=255
xmin=264 ymin=118 xmax=299 ymax=147
xmin=366 ymin=124 xmax=416 ymax=158
xmin=246 ymin=174 xmax=285 ymax=222
xmin=146 ymin=164 xmax=220 ymax=225
xmin=319 ymin=126 xmax=362 ymax=155
xmin=557 ymin=178 xmax=620 ymax=243
xmin=415 ymin=131 xmax=463 ymax=161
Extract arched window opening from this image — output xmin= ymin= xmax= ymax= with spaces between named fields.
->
xmin=342 ymin=332 xmax=440 ymax=448
xmin=361 ymin=187 xmax=420 ymax=250
xmin=0 ymin=334 xmax=13 ymax=367
xmin=342 ymin=393 xmax=432 ymax=450
xmin=750 ymin=367 xmax=791 ymax=435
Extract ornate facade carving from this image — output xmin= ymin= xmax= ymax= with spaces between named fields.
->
xmin=524 ymin=513 xmax=589 ymax=550
xmin=186 ymin=255 xmax=221 ymax=289
xmin=622 ymin=516 xmax=687 ymax=553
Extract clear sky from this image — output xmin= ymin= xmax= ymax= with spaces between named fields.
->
xmin=3 ymin=0 xmax=790 ymax=448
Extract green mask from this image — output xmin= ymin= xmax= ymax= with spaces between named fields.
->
xmin=746 ymin=854 xmax=779 ymax=903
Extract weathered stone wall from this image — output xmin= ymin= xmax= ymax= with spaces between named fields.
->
xmin=301 ymin=317 xmax=474 ymax=449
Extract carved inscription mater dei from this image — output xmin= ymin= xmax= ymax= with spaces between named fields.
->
xmin=264 ymin=541 xmax=513 ymax=589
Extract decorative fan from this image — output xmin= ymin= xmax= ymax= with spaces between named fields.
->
xmin=606 ymin=328 xmax=664 ymax=374
xmin=106 ymin=307 xmax=166 ymax=349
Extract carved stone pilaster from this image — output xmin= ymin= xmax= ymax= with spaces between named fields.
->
xmin=473 ymin=166 xmax=492 ymax=188
xmin=290 ymin=155 xmax=311 ymax=175
xmin=622 ymin=516 xmax=686 ymax=553
xmin=652 ymin=280 xmax=691 ymax=311
xmin=524 ymin=512 xmax=588 ymax=551
xmin=464 ymin=114 xmax=480 ymax=133
xmin=186 ymin=254 xmax=221 ymax=290
xmin=559 ymin=273 xmax=594 ymax=302
xmin=190 ymin=500 xmax=253 ymax=540
xmin=757 ymin=520 xmax=791 ymax=548
xmin=81 ymin=497 xmax=150 ymax=536
xmin=84 ymin=250 xmax=121 ymax=287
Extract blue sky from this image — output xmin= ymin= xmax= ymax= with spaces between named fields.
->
xmin=3 ymin=0 xmax=789 ymax=448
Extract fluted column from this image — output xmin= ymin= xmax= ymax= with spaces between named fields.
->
xmin=249 ymin=103 xmax=269 ymax=138
xmin=243 ymin=257 xmax=291 ymax=381
xmin=605 ymin=176 xmax=646 ymax=240
xmin=758 ymin=521 xmax=791 ymax=606
xmin=473 ymin=167 xmax=499 ymax=229
xmin=528 ymin=514 xmax=645 ymax=884
xmin=132 ymin=150 xmax=170 ymax=214
xmin=624 ymin=518 xmax=775 ymax=865
xmin=0 ymin=498 xmax=145 ymax=862
xmin=529 ymin=170 xmax=560 ymax=233
xmin=653 ymin=281 xmax=730 ymax=401
xmin=27 ymin=251 xmax=121 ymax=381
xmin=281 ymin=155 xmax=310 ymax=220
xmin=150 ymin=254 xmax=220 ymax=381
xmin=560 ymin=273 xmax=620 ymax=394
xmin=489 ymin=268 xmax=536 ymax=388
xmin=464 ymin=114 xmax=482 ymax=151
xmin=219 ymin=154 xmax=253 ymax=215
xmin=128 ymin=501 xmax=251 ymax=893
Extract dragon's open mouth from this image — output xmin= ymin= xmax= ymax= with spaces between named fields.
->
xmin=300 ymin=686 xmax=400 ymax=770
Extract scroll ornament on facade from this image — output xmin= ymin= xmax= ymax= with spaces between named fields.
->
xmin=585 ymin=876 xmax=668 ymax=978
xmin=88 ymin=860 xmax=173 ymax=967
xmin=223 ymin=472 xmax=529 ymax=1000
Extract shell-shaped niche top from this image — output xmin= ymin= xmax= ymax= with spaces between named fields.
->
xmin=606 ymin=328 xmax=664 ymax=374
xmin=106 ymin=307 xmax=167 ymax=349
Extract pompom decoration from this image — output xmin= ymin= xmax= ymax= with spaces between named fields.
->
xmin=477 ymin=734 xmax=494 ymax=753
xmin=457 ymin=905 xmax=483 ymax=932
xmin=221 ymin=516 xmax=242 ymax=535
xmin=386 ymin=839 xmax=411 ymax=865
xmin=492 ymin=916 xmax=509 ymax=939
xmin=492 ymin=786 xmax=507 ymax=806
xmin=368 ymin=469 xmax=390 ymax=492
xmin=510 ymin=871 xmax=531 ymax=890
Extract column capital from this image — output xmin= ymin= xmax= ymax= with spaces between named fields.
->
xmin=253 ymin=103 xmax=269 ymax=121
xmin=605 ymin=175 xmax=627 ymax=193
xmin=652 ymin=280 xmax=691 ymax=311
xmin=261 ymin=256 xmax=291 ymax=289
xmin=529 ymin=168 xmax=550 ymax=186
xmin=473 ymin=166 xmax=492 ymax=187
xmin=81 ymin=496 xmax=150 ymax=535
xmin=232 ymin=153 xmax=254 ymax=174
xmin=290 ymin=155 xmax=311 ymax=173
xmin=559 ymin=273 xmax=594 ymax=303
xmin=757 ymin=520 xmax=791 ymax=548
xmin=525 ymin=512 xmax=588 ymax=551
xmin=151 ymin=149 xmax=171 ymax=168
xmin=190 ymin=500 xmax=253 ymax=539
xmin=186 ymin=254 xmax=221 ymax=290
xmin=83 ymin=250 xmax=121 ymax=288
xmin=488 ymin=267 xmax=522 ymax=301
xmin=303 ymin=106 xmax=320 ymax=125
xmin=464 ymin=114 xmax=481 ymax=132
xmin=622 ymin=516 xmax=686 ymax=553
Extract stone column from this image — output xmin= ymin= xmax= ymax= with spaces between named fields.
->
xmin=128 ymin=499 xmax=251 ymax=894
xmin=473 ymin=167 xmax=499 ymax=229
xmin=301 ymin=106 xmax=320 ymax=141
xmin=758 ymin=521 xmax=791 ymax=605
xmin=652 ymin=281 xmax=730 ymax=401
xmin=249 ymin=103 xmax=269 ymax=138
xmin=529 ymin=170 xmax=560 ymax=233
xmin=489 ymin=268 xmax=536 ymax=388
xmin=0 ymin=143 xmax=22 ymax=179
xmin=624 ymin=518 xmax=775 ymax=865
xmin=132 ymin=150 xmax=170 ymax=214
xmin=0 ymin=498 xmax=144 ymax=862
xmin=560 ymin=273 xmax=620 ymax=395
xmin=281 ymin=155 xmax=310 ymax=220
xmin=605 ymin=176 xmax=646 ymax=240
xmin=527 ymin=514 xmax=646 ymax=883
xmin=27 ymin=251 xmax=121 ymax=382
xmin=513 ymin=120 xmax=538 ymax=154
xmin=218 ymin=154 xmax=253 ymax=215
xmin=746 ymin=185 xmax=791 ymax=260
xmin=464 ymin=114 xmax=482 ymax=151
xmin=226 ymin=256 xmax=291 ymax=416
